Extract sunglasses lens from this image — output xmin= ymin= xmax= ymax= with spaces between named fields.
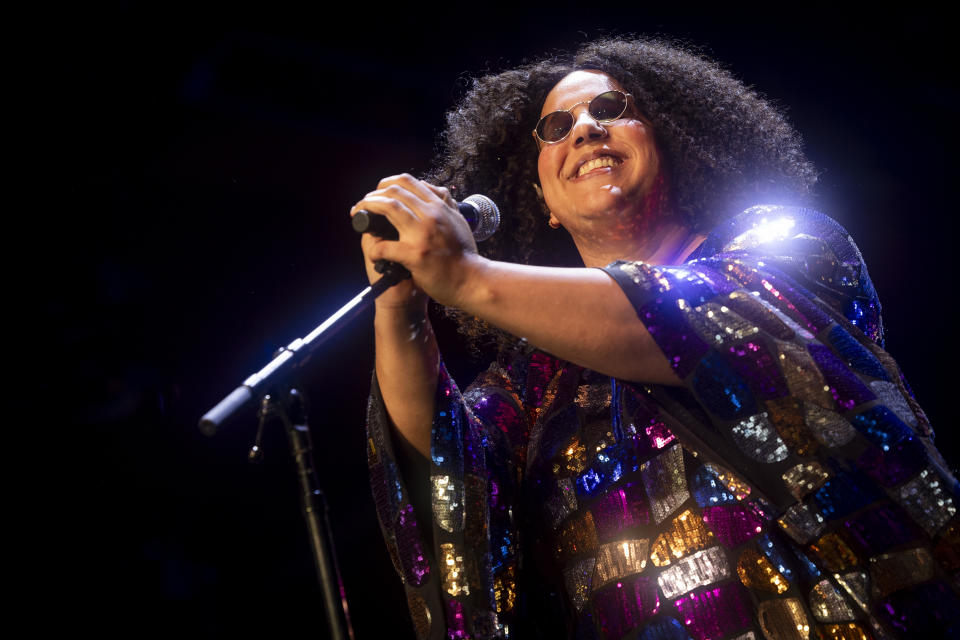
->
xmin=536 ymin=111 xmax=574 ymax=143
xmin=589 ymin=91 xmax=628 ymax=121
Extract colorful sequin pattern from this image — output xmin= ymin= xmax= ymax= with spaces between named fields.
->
xmin=367 ymin=206 xmax=959 ymax=638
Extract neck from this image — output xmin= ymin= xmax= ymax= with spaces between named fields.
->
xmin=575 ymin=219 xmax=706 ymax=267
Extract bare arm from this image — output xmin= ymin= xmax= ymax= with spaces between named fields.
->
xmin=354 ymin=174 xmax=679 ymax=456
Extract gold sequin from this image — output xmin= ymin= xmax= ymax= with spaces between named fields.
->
xmin=650 ymin=509 xmax=715 ymax=567
xmin=560 ymin=438 xmax=587 ymax=476
xmin=494 ymin=564 xmax=517 ymax=613
xmin=406 ymin=591 xmax=432 ymax=638
xmin=555 ymin=511 xmax=599 ymax=562
xmin=737 ymin=547 xmax=789 ymax=594
xmin=818 ymin=623 xmax=872 ymax=640
xmin=432 ymin=474 xmax=463 ymax=533
xmin=593 ymin=539 xmax=650 ymax=587
xmin=367 ymin=437 xmax=381 ymax=464
xmin=757 ymin=598 xmax=810 ymax=640
xmin=810 ymin=533 xmax=859 ymax=572
xmin=868 ymin=547 xmax=935 ymax=597
xmin=576 ymin=380 xmax=612 ymax=415
xmin=657 ymin=545 xmax=730 ymax=598
xmin=804 ymin=403 xmax=857 ymax=448
xmin=782 ymin=461 xmax=831 ymax=501
xmin=767 ymin=397 xmax=819 ymax=457
xmin=705 ymin=463 xmax=752 ymax=501
xmin=440 ymin=542 xmax=469 ymax=596
xmin=809 ymin=579 xmax=856 ymax=622
xmin=777 ymin=341 xmax=834 ymax=409
xmin=686 ymin=300 xmax=760 ymax=345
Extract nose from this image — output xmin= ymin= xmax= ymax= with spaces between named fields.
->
xmin=569 ymin=107 xmax=608 ymax=146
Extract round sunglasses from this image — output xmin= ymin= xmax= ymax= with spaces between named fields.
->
xmin=533 ymin=90 xmax=634 ymax=145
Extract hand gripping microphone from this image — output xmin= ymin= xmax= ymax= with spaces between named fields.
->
xmin=351 ymin=193 xmax=500 ymax=242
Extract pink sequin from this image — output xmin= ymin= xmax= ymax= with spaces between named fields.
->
xmin=702 ymin=504 xmax=764 ymax=547
xmin=673 ymin=583 xmax=753 ymax=640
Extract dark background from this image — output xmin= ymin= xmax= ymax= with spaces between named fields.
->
xmin=50 ymin=4 xmax=956 ymax=637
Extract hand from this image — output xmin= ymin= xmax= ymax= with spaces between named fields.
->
xmin=351 ymin=174 xmax=480 ymax=309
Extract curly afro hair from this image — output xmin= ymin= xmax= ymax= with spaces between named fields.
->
xmin=426 ymin=36 xmax=818 ymax=352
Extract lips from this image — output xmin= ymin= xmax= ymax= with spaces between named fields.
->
xmin=571 ymin=152 xmax=623 ymax=179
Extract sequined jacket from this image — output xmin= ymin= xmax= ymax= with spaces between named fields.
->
xmin=366 ymin=205 xmax=960 ymax=640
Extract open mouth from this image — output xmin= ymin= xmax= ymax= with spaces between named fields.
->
xmin=574 ymin=154 xmax=622 ymax=179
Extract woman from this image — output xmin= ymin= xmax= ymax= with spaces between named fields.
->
xmin=357 ymin=37 xmax=958 ymax=639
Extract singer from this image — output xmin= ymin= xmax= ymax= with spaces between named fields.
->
xmin=357 ymin=37 xmax=958 ymax=639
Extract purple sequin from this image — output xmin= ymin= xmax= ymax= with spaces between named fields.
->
xmin=724 ymin=339 xmax=789 ymax=399
xmin=878 ymin=581 xmax=960 ymax=636
xmin=763 ymin=271 xmax=833 ymax=334
xmin=593 ymin=575 xmax=660 ymax=639
xmin=639 ymin=296 xmax=712 ymax=379
xmin=593 ymin=482 xmax=651 ymax=542
xmin=527 ymin=351 xmax=563 ymax=408
xmin=807 ymin=343 xmax=876 ymax=410
xmin=692 ymin=264 xmax=740 ymax=297
xmin=843 ymin=504 xmax=919 ymax=555
xmin=470 ymin=390 xmax=524 ymax=444
xmin=395 ymin=503 xmax=430 ymax=586
xmin=673 ymin=583 xmax=752 ymax=640
xmin=856 ymin=437 xmax=927 ymax=486
xmin=445 ymin=598 xmax=470 ymax=639
xmin=701 ymin=504 xmax=764 ymax=547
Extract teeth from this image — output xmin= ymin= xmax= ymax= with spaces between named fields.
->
xmin=577 ymin=156 xmax=620 ymax=177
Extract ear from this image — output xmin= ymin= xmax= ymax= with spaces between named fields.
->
xmin=548 ymin=213 xmax=561 ymax=229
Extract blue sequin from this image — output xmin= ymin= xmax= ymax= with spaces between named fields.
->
xmin=850 ymin=406 xmax=913 ymax=450
xmin=576 ymin=446 xmax=628 ymax=498
xmin=757 ymin=533 xmax=794 ymax=582
xmin=791 ymin=547 xmax=821 ymax=581
xmin=813 ymin=471 xmax=882 ymax=519
xmin=691 ymin=351 xmax=757 ymax=419
xmin=638 ymin=617 xmax=693 ymax=640
xmin=691 ymin=465 xmax=737 ymax=507
xmin=826 ymin=325 xmax=889 ymax=380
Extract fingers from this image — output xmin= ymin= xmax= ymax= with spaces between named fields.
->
xmin=351 ymin=174 xmax=458 ymax=236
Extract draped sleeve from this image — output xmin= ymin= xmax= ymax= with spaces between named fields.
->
xmin=599 ymin=205 xmax=960 ymax=635
xmin=367 ymin=347 xmax=566 ymax=639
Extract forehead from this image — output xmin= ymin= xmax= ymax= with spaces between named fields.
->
xmin=540 ymin=70 xmax=624 ymax=116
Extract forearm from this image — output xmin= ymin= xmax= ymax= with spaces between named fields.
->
xmin=453 ymin=255 xmax=680 ymax=385
xmin=374 ymin=303 xmax=439 ymax=458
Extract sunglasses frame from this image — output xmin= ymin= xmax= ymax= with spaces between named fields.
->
xmin=532 ymin=90 xmax=635 ymax=146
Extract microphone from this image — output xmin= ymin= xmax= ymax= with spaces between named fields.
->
xmin=352 ymin=193 xmax=500 ymax=242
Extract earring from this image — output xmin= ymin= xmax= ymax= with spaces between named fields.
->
xmin=548 ymin=215 xmax=561 ymax=229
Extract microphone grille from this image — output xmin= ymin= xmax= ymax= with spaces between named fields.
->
xmin=463 ymin=194 xmax=500 ymax=242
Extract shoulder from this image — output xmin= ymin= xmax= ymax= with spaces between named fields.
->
xmin=696 ymin=204 xmax=884 ymax=345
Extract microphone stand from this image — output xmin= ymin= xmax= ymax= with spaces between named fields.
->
xmin=199 ymin=260 xmax=410 ymax=640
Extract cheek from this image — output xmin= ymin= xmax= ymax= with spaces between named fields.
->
xmin=537 ymin=150 xmax=564 ymax=206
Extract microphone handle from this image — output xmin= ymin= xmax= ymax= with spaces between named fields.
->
xmin=352 ymin=202 xmax=479 ymax=241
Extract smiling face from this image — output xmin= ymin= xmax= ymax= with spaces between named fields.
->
xmin=537 ymin=70 xmax=666 ymax=259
